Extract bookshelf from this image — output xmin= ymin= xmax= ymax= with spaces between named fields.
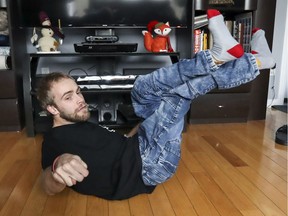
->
xmin=0 ymin=1 xmax=24 ymax=131
xmin=189 ymin=0 xmax=259 ymax=124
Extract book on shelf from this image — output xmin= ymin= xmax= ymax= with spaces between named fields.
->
xmin=202 ymin=31 xmax=208 ymax=51
xmin=194 ymin=28 xmax=210 ymax=53
xmin=194 ymin=29 xmax=202 ymax=53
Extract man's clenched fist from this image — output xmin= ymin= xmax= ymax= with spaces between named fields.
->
xmin=52 ymin=153 xmax=89 ymax=186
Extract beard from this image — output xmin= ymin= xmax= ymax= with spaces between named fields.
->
xmin=58 ymin=105 xmax=91 ymax=122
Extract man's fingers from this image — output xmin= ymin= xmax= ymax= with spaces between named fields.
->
xmin=80 ymin=160 xmax=88 ymax=169
xmin=56 ymin=163 xmax=85 ymax=182
xmin=69 ymin=157 xmax=89 ymax=177
xmin=53 ymin=172 xmax=78 ymax=187
xmin=71 ymin=178 xmax=77 ymax=185
xmin=54 ymin=157 xmax=89 ymax=185
xmin=72 ymin=155 xmax=88 ymax=168
xmin=65 ymin=158 xmax=89 ymax=179
xmin=53 ymin=169 xmax=79 ymax=186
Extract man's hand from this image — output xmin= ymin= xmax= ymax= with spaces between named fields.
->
xmin=52 ymin=153 xmax=89 ymax=186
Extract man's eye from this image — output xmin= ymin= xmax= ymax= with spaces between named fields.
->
xmin=65 ymin=96 xmax=71 ymax=100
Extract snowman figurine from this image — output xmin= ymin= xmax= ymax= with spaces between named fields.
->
xmin=38 ymin=27 xmax=59 ymax=52
xmin=31 ymin=11 xmax=64 ymax=53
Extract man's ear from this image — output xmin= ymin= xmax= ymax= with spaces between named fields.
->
xmin=47 ymin=105 xmax=59 ymax=115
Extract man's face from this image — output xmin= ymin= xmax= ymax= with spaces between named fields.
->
xmin=50 ymin=78 xmax=90 ymax=123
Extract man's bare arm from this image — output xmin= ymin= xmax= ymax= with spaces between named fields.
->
xmin=125 ymin=123 xmax=141 ymax=137
xmin=41 ymin=167 xmax=66 ymax=195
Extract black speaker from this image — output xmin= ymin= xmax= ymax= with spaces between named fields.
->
xmin=98 ymin=98 xmax=118 ymax=123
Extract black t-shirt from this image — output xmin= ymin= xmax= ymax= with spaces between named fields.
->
xmin=41 ymin=122 xmax=155 ymax=200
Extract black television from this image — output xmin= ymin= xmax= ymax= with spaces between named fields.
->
xmin=19 ymin=0 xmax=191 ymax=29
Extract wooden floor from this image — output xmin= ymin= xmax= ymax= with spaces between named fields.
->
xmin=0 ymin=108 xmax=287 ymax=216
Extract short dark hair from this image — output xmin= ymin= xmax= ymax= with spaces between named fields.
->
xmin=36 ymin=72 xmax=74 ymax=110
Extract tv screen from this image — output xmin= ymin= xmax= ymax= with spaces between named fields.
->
xmin=19 ymin=0 xmax=190 ymax=28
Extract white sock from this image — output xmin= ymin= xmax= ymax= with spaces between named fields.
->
xmin=251 ymin=28 xmax=276 ymax=69
xmin=207 ymin=9 xmax=244 ymax=63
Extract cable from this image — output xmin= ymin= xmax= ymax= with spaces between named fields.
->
xmin=68 ymin=68 xmax=88 ymax=76
xmin=267 ymin=68 xmax=276 ymax=108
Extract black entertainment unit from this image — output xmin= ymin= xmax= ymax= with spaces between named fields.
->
xmin=7 ymin=0 xmax=276 ymax=137
xmin=74 ymin=42 xmax=138 ymax=53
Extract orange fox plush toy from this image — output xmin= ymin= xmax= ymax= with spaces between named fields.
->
xmin=142 ymin=20 xmax=174 ymax=52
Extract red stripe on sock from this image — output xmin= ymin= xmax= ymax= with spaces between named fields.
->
xmin=207 ymin=9 xmax=221 ymax=19
xmin=227 ymin=44 xmax=244 ymax=58
xmin=252 ymin=28 xmax=261 ymax=35
xmin=251 ymin=50 xmax=258 ymax=54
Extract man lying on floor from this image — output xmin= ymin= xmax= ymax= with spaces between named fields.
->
xmin=38 ymin=10 xmax=275 ymax=200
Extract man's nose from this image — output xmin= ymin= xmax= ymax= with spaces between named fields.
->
xmin=76 ymin=94 xmax=85 ymax=103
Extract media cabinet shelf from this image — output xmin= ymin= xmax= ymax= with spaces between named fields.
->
xmin=23 ymin=51 xmax=181 ymax=136
xmin=31 ymin=89 xmax=132 ymax=95
xmin=29 ymin=52 xmax=180 ymax=63
xmin=29 ymin=52 xmax=180 ymax=56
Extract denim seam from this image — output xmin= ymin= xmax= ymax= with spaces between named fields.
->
xmin=204 ymin=50 xmax=219 ymax=72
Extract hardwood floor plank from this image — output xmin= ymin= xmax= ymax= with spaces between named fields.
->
xmin=202 ymin=135 xmax=248 ymax=167
xmin=108 ymin=200 xmax=130 ymax=216
xmin=264 ymin=108 xmax=286 ymax=130
xmin=237 ymin=166 xmax=287 ymax=213
xmin=230 ymin=121 xmax=287 ymax=159
xmin=239 ymin=136 xmax=286 ymax=169
xmin=182 ymin=131 xmax=205 ymax=153
xmin=19 ymin=175 xmax=48 ymax=216
xmin=193 ymin=152 xmax=265 ymax=216
xmin=0 ymin=160 xmax=40 ymax=216
xmin=189 ymin=133 xmax=286 ymax=216
xmin=128 ymin=194 xmax=154 ymax=216
xmin=86 ymin=196 xmax=109 ymax=216
xmin=176 ymin=160 xmax=221 ymax=216
xmin=180 ymin=142 xmax=206 ymax=173
xmin=0 ymin=132 xmax=21 ymax=159
xmin=263 ymin=139 xmax=288 ymax=159
xmin=0 ymin=160 xmax=29 ymax=211
xmin=239 ymin=209 xmax=270 ymax=216
xmin=42 ymin=189 xmax=70 ymax=216
xmin=192 ymin=171 xmax=243 ymax=216
xmin=0 ymin=134 xmax=37 ymax=182
xmin=223 ymin=140 xmax=287 ymax=187
xmin=230 ymin=128 xmax=287 ymax=168
xmin=148 ymin=185 xmax=176 ymax=216
xmin=210 ymin=128 xmax=287 ymax=185
xmin=63 ymin=189 xmax=87 ymax=216
xmin=163 ymin=174 xmax=198 ymax=216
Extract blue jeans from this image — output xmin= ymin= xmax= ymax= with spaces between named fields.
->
xmin=131 ymin=50 xmax=259 ymax=186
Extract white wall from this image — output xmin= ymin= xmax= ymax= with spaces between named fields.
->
xmin=267 ymin=0 xmax=288 ymax=106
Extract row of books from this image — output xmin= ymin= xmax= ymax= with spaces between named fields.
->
xmin=194 ymin=13 xmax=253 ymax=53
xmin=194 ymin=28 xmax=210 ymax=53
